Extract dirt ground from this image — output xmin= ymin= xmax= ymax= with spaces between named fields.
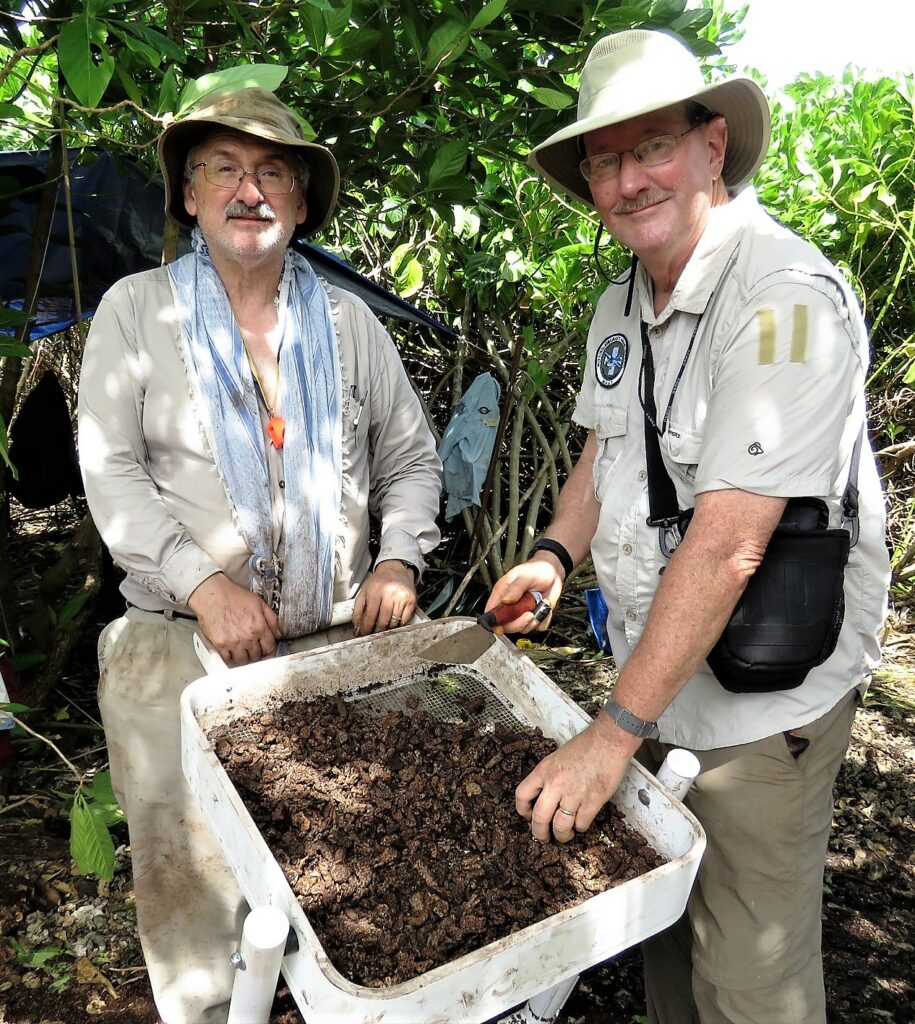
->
xmin=1 ymin=562 xmax=913 ymax=1022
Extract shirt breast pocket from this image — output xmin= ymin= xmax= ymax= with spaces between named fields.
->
xmin=593 ymin=405 xmax=628 ymax=502
xmin=661 ymin=428 xmax=703 ymax=488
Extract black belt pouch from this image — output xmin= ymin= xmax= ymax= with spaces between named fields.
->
xmin=679 ymin=498 xmax=851 ymax=693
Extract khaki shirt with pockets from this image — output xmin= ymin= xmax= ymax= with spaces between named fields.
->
xmin=574 ymin=188 xmax=889 ymax=749
xmin=78 ymin=266 xmax=442 ymax=624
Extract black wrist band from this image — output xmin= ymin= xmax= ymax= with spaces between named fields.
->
xmin=530 ymin=538 xmax=574 ymax=580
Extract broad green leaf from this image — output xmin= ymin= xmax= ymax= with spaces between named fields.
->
xmin=453 ymin=205 xmax=481 ymax=237
xmin=1 ymin=702 xmax=29 ymax=714
xmin=58 ymin=15 xmax=115 ymax=108
xmin=11 ymin=650 xmax=45 ymax=671
xmin=424 ymin=18 xmax=470 ymax=70
xmin=107 ymin=21 xmax=185 ymax=62
xmin=324 ymin=0 xmax=354 ymax=39
xmin=70 ymin=793 xmax=116 ymax=881
xmin=470 ymin=0 xmax=507 ymax=31
xmin=649 ymin=0 xmax=688 ymax=20
xmin=530 ymin=87 xmax=574 ymax=111
xmin=0 ymin=303 xmax=33 ymax=332
xmin=56 ymin=589 xmax=93 ymax=629
xmin=84 ymin=771 xmax=117 ymax=806
xmin=428 ymin=140 xmax=467 ymax=188
xmin=176 ymin=65 xmax=289 ymax=118
xmin=113 ymin=64 xmax=142 ymax=105
xmin=389 ymin=243 xmax=424 ymax=298
xmin=110 ymin=26 xmax=162 ymax=69
xmin=81 ymin=771 xmax=124 ymax=827
xmin=157 ymin=67 xmax=180 ymax=115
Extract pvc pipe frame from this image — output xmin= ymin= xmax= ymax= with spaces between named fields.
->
xmin=226 ymin=906 xmax=290 ymax=1024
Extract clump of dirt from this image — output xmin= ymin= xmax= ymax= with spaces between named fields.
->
xmin=210 ymin=692 xmax=664 ymax=988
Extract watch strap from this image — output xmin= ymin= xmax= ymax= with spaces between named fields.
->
xmin=602 ymin=696 xmax=660 ymax=740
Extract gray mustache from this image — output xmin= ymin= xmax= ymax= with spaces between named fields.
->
xmin=225 ymin=201 xmax=276 ymax=221
xmin=612 ymin=192 xmax=672 ymax=214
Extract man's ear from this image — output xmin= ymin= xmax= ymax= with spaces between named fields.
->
xmin=295 ymin=188 xmax=307 ymax=227
xmin=707 ymin=116 xmax=728 ymax=180
xmin=183 ymin=176 xmax=197 ymax=218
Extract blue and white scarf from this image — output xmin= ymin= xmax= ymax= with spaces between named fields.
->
xmin=167 ymin=229 xmax=341 ymax=637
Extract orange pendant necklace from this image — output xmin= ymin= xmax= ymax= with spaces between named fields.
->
xmin=241 ymin=334 xmax=284 ymax=450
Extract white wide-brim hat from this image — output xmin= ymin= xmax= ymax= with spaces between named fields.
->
xmin=158 ymin=86 xmax=340 ymax=238
xmin=530 ymin=29 xmax=771 ymax=207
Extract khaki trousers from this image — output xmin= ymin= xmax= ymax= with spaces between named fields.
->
xmin=98 ymin=608 xmax=348 ymax=1024
xmin=639 ymin=691 xmax=856 ymax=1024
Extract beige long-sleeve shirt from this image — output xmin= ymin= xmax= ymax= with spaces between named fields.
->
xmin=78 ymin=266 xmax=441 ymax=618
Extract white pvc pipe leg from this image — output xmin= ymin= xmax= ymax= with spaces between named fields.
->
xmin=226 ymin=906 xmax=290 ymax=1024
xmin=655 ymin=748 xmax=701 ymax=801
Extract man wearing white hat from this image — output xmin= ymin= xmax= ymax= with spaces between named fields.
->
xmin=78 ymin=86 xmax=441 ymax=1022
xmin=486 ymin=29 xmax=888 ymax=1024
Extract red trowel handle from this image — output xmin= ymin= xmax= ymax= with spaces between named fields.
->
xmin=477 ymin=592 xmax=545 ymax=630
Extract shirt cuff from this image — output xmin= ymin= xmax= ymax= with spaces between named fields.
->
xmin=375 ymin=530 xmax=426 ymax=579
xmin=158 ymin=544 xmax=223 ymax=607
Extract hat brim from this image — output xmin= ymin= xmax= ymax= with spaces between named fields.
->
xmin=530 ymin=76 xmax=771 ymax=207
xmin=157 ymin=120 xmax=340 ymax=238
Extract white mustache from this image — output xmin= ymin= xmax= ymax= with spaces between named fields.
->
xmin=612 ymin=192 xmax=672 ymax=215
xmin=225 ymin=201 xmax=276 ymax=221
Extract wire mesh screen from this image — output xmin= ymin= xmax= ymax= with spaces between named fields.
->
xmin=345 ymin=664 xmax=530 ymax=731
xmin=226 ymin=663 xmax=530 ymax=744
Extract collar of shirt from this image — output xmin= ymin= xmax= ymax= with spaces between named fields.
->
xmin=638 ymin=186 xmax=761 ymax=324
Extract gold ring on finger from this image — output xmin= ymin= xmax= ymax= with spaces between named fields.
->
xmin=558 ymin=807 xmax=576 ymax=817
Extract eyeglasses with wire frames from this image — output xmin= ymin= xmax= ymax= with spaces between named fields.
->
xmin=579 ymin=123 xmax=705 ymax=184
xmin=188 ymin=160 xmax=298 ymax=196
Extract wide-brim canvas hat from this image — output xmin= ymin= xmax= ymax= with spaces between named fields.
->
xmin=530 ymin=29 xmax=771 ymax=207
xmin=157 ymin=86 xmax=340 ymax=238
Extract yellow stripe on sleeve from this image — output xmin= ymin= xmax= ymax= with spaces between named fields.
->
xmin=757 ymin=308 xmax=776 ymax=364
xmin=790 ymin=304 xmax=808 ymax=363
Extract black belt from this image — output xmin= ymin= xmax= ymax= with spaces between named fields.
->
xmin=128 ymin=603 xmax=197 ymax=621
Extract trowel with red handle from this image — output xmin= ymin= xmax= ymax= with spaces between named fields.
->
xmin=418 ymin=591 xmax=551 ymax=665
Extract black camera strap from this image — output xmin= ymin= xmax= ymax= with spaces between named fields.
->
xmin=639 ymin=321 xmax=863 ymax=553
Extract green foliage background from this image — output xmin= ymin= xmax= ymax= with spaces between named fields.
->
xmin=1 ymin=0 xmax=913 ymax=609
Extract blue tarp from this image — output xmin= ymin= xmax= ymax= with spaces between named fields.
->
xmin=0 ymin=148 xmax=455 ymax=340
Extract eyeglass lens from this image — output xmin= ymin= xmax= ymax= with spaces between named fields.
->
xmin=199 ymin=162 xmax=295 ymax=195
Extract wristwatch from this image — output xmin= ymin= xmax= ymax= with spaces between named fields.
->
xmin=602 ymin=697 xmax=660 ymax=740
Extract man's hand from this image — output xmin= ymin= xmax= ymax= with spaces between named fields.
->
xmin=352 ymin=559 xmax=416 ymax=635
xmin=516 ymin=713 xmax=639 ymax=843
xmin=483 ymin=556 xmax=565 ymax=634
xmin=187 ymin=573 xmax=280 ymax=665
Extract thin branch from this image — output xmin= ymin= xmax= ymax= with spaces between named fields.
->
xmin=9 ymin=715 xmax=82 ymax=783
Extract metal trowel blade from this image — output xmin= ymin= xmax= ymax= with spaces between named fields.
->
xmin=418 ymin=623 xmax=497 ymax=665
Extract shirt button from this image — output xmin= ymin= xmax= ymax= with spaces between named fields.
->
xmin=622 ymin=543 xmax=633 ymax=555
xmin=638 ymin=469 xmax=647 ymax=481
xmin=651 ymin=327 xmax=662 ymax=338
xmin=626 ymin=610 xmax=637 ymax=622
xmin=671 ymin=447 xmax=680 ymax=457
xmin=279 ymin=479 xmax=286 ymax=489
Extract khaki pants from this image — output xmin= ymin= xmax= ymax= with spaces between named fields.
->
xmin=639 ymin=691 xmax=856 ymax=1024
xmin=98 ymin=608 xmax=348 ymax=1024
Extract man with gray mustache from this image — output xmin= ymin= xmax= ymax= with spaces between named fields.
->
xmin=484 ymin=29 xmax=888 ymax=1024
xmin=77 ymin=85 xmax=441 ymax=1022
